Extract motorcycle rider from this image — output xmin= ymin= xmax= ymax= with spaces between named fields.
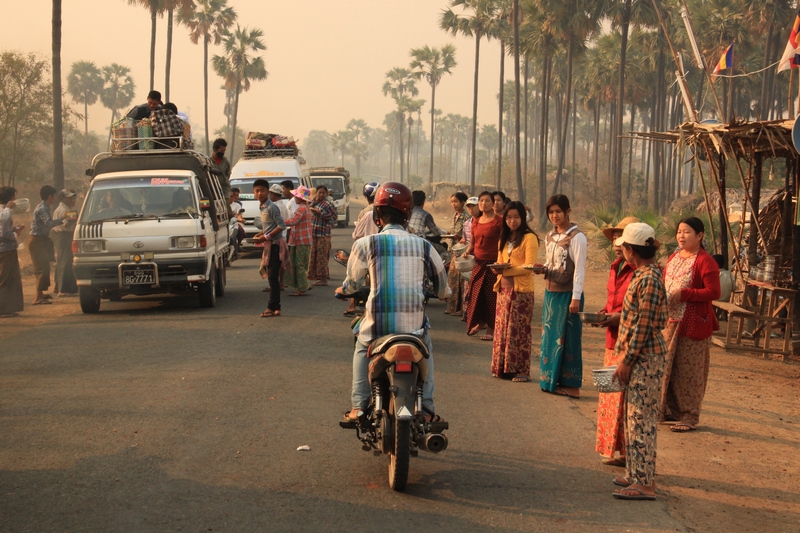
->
xmin=336 ymin=182 xmax=451 ymax=422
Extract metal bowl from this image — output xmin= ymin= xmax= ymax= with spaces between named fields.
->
xmin=455 ymin=255 xmax=475 ymax=272
xmin=523 ymin=264 xmax=545 ymax=274
xmin=10 ymin=198 xmax=29 ymax=214
xmin=450 ymin=243 xmax=467 ymax=257
xmin=578 ymin=312 xmax=608 ymax=324
xmin=592 ymin=366 xmax=622 ymax=392
xmin=488 ymin=263 xmax=511 ymax=270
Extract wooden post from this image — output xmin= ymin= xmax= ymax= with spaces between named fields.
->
xmin=749 ymin=154 xmax=763 ymax=266
xmin=720 ymin=152 xmax=728 ymax=268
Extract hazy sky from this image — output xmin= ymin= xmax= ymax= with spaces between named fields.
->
xmin=3 ymin=1 xmax=510 ymax=150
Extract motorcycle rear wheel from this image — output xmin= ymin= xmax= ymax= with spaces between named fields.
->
xmin=388 ymin=418 xmax=410 ymax=491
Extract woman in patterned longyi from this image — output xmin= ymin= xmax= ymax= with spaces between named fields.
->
xmin=611 ymin=222 xmax=667 ymax=501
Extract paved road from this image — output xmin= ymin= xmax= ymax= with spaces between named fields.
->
xmin=0 ymin=206 xmax=686 ymax=532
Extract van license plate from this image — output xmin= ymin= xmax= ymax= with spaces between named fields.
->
xmin=122 ymin=267 xmax=155 ymax=285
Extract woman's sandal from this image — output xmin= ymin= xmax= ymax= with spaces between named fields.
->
xmin=467 ymin=326 xmax=482 ymax=336
xmin=670 ymin=424 xmax=695 ymax=432
xmin=480 ymin=334 xmax=493 ymax=341
xmin=512 ymin=375 xmax=530 ymax=382
xmin=260 ymin=309 xmax=281 ymax=317
xmin=603 ymin=457 xmax=626 ymax=467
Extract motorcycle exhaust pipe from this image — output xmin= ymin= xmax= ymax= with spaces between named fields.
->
xmin=415 ymin=433 xmax=448 ymax=453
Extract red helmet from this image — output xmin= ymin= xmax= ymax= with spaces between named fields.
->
xmin=372 ymin=182 xmax=413 ymax=224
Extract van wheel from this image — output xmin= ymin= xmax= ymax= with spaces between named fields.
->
xmin=199 ymin=272 xmax=216 ymax=308
xmin=215 ymin=262 xmax=226 ymax=297
xmin=79 ymin=287 xmax=101 ymax=313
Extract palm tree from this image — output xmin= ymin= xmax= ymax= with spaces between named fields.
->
xmin=212 ymin=25 xmax=268 ymax=157
xmin=346 ymin=119 xmax=369 ymax=177
xmin=178 ymin=0 xmax=237 ymax=154
xmin=441 ymin=0 xmax=498 ymax=192
xmin=410 ymin=44 xmax=457 ymax=190
xmin=100 ymin=63 xmax=136 ymax=145
xmin=126 ymin=0 xmax=166 ymax=92
xmin=67 ymin=61 xmax=104 ymax=136
xmin=330 ymin=130 xmax=353 ymax=167
xmin=382 ymin=67 xmax=419 ymax=183
xmin=52 ymin=0 xmax=64 ymax=189
xmin=163 ymin=0 xmax=194 ymax=102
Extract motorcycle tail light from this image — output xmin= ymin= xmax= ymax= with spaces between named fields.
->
xmin=394 ymin=362 xmax=413 ymax=373
xmin=384 ymin=344 xmax=423 ymax=363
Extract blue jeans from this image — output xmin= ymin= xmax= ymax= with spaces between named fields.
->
xmin=351 ymin=330 xmax=435 ymax=413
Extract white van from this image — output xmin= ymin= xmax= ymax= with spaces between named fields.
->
xmin=74 ymin=148 xmax=230 ymax=312
xmin=229 ymin=146 xmax=310 ymax=250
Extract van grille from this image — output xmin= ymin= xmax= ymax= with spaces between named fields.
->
xmin=78 ymin=223 xmax=103 ymax=238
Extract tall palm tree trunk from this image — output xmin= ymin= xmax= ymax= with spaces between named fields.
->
xmin=497 ymin=40 xmax=505 ymax=190
xmin=513 ymin=0 xmax=523 ymax=203
xmin=149 ymin=6 xmax=157 ymax=91
xmin=231 ymin=81 xmax=241 ymax=158
xmin=52 ymin=0 xmax=64 ymax=189
xmin=538 ymin=51 xmax=551 ymax=229
xmin=593 ymin=104 xmax=600 ymax=186
xmin=469 ymin=34 xmax=482 ymax=193
xmin=398 ymin=113 xmax=405 ymax=183
xmin=553 ymin=34 xmax=574 ymax=196
xmin=625 ymin=103 xmax=637 ymax=198
xmin=407 ymin=118 xmax=412 ymax=183
xmin=165 ymin=9 xmax=174 ymax=102
xmin=612 ymin=0 xmax=632 ymax=209
xmin=428 ymin=86 xmax=437 ymax=188
xmin=523 ymin=55 xmax=529 ymax=193
xmin=203 ymin=37 xmax=210 ymax=154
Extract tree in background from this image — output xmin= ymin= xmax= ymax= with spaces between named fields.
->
xmin=304 ymin=130 xmax=332 ymax=165
xmin=0 ymin=52 xmax=53 ymax=186
xmin=100 ymin=63 xmax=136 ymax=145
xmin=212 ymin=25 xmax=267 ymax=158
xmin=163 ymin=0 xmax=194 ymax=102
xmin=52 ymin=0 xmax=64 ymax=189
xmin=382 ymin=67 xmax=418 ymax=183
xmin=67 ymin=61 xmax=103 ymax=136
xmin=125 ymin=0 xmax=166 ymax=92
xmin=346 ymin=119 xmax=369 ymax=178
xmin=178 ymin=0 xmax=237 ymax=154
xmin=441 ymin=0 xmax=497 ymax=193
xmin=330 ymin=130 xmax=353 ymax=167
xmin=410 ymin=43 xmax=457 ymax=190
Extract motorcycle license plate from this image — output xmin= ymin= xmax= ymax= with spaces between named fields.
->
xmin=122 ymin=266 xmax=155 ymax=285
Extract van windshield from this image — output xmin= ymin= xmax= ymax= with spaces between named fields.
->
xmin=311 ymin=177 xmax=345 ymax=200
xmin=230 ymin=177 xmax=300 ymax=200
xmin=81 ymin=177 xmax=197 ymax=222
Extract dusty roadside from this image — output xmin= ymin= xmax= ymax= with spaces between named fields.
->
xmin=1 ymin=213 xmax=798 ymax=532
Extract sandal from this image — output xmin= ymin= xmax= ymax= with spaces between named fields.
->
xmin=480 ymin=334 xmax=493 ymax=341
xmin=343 ymin=310 xmax=357 ymax=317
xmin=289 ymin=291 xmax=306 ymax=296
xmin=613 ymin=476 xmax=631 ymax=487
xmin=670 ymin=423 xmax=696 ymax=432
xmin=555 ymin=387 xmax=580 ymax=399
xmin=32 ymin=300 xmax=53 ymax=305
xmin=612 ymin=487 xmax=656 ymax=500
xmin=512 ymin=375 xmax=530 ymax=382
xmin=467 ymin=326 xmax=482 ymax=336
xmin=260 ymin=309 xmax=281 ymax=317
xmin=602 ymin=457 xmax=626 ymax=467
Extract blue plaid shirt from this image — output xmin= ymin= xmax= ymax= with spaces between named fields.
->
xmin=29 ymin=201 xmax=62 ymax=237
xmin=343 ymin=224 xmax=451 ymax=344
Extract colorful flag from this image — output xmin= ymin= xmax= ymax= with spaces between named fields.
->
xmin=713 ymin=42 xmax=734 ymax=76
xmin=778 ymin=9 xmax=800 ymax=73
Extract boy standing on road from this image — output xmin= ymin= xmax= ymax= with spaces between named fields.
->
xmin=253 ymin=179 xmax=286 ymax=317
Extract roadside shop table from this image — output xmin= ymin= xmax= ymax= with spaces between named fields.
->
xmin=712 ymin=280 xmax=795 ymax=359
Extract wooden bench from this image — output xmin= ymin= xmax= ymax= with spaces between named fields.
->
xmin=712 ymin=289 xmax=794 ymax=359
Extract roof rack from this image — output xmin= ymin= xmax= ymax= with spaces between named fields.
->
xmin=241 ymin=146 xmax=301 ymax=160
xmin=89 ymin=136 xmax=213 ymax=175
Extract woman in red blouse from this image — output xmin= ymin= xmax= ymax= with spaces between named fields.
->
xmin=660 ymin=217 xmax=720 ymax=432
xmin=594 ymin=216 xmax=640 ymax=466
xmin=464 ymin=191 xmax=503 ymax=341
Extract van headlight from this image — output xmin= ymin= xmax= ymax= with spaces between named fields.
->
xmin=82 ymin=240 xmax=103 ymax=252
xmin=175 ymin=236 xmax=196 ymax=248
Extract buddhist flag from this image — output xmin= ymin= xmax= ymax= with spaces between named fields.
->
xmin=778 ymin=9 xmax=800 ymax=73
xmin=713 ymin=42 xmax=734 ymax=76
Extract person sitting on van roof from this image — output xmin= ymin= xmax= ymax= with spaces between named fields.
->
xmin=126 ymin=90 xmax=162 ymax=121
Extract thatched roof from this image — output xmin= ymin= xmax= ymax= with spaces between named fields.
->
xmin=632 ymin=119 xmax=795 ymax=160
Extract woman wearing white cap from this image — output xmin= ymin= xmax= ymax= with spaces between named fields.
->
xmin=610 ymin=222 xmax=667 ymax=500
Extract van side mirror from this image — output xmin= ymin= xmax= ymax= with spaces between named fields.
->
xmin=199 ymin=197 xmax=211 ymax=211
xmin=85 ymin=168 xmax=92 ymax=176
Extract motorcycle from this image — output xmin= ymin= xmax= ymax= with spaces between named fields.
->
xmin=337 ymin=288 xmax=450 ymax=491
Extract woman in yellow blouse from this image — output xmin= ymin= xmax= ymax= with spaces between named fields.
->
xmin=490 ymin=201 xmax=540 ymax=381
